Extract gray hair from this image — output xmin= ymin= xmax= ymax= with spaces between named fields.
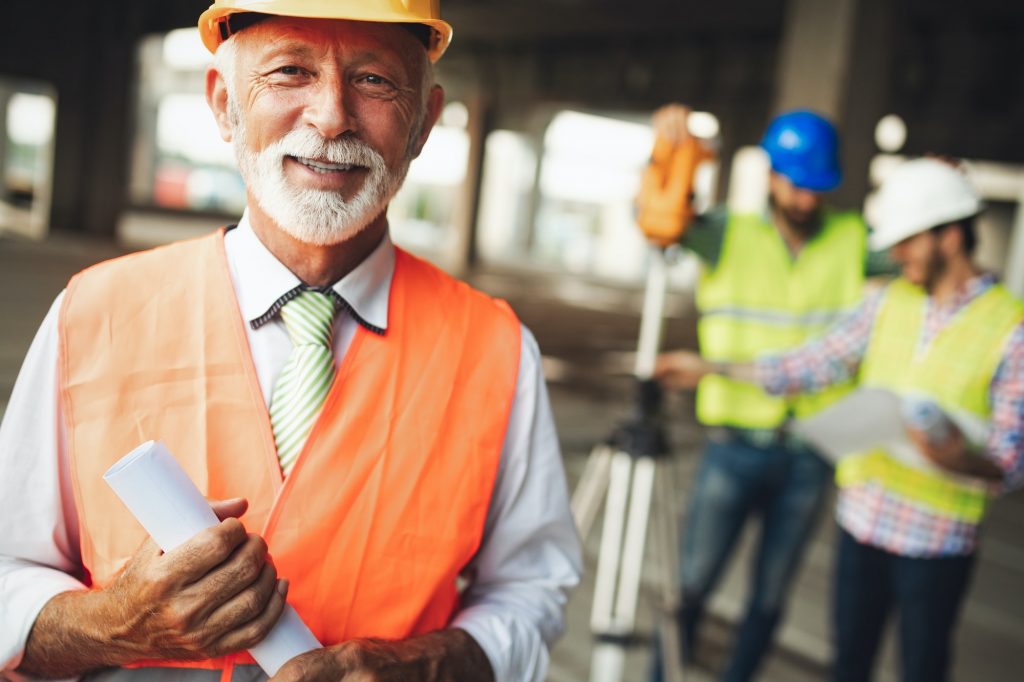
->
xmin=212 ymin=34 xmax=239 ymax=100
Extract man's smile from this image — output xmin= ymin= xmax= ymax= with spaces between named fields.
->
xmin=289 ymin=155 xmax=366 ymax=174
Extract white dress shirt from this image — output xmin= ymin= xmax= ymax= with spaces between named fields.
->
xmin=0 ymin=216 xmax=582 ymax=681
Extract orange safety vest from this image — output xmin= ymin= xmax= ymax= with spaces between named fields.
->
xmin=58 ymin=229 xmax=521 ymax=671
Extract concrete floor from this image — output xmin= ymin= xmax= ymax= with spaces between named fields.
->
xmin=3 ymin=230 xmax=1024 ymax=681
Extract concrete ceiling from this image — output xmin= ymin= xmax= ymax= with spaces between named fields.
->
xmin=144 ymin=0 xmax=785 ymax=48
xmin=442 ymin=0 xmax=784 ymax=46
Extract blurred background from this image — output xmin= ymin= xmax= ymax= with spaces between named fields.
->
xmin=1 ymin=0 xmax=1023 ymax=680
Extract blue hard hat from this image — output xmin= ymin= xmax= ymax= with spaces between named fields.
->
xmin=760 ymin=110 xmax=842 ymax=192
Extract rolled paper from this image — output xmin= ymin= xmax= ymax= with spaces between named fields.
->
xmin=104 ymin=440 xmax=321 ymax=674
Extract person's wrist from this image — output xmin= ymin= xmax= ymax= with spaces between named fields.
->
xmin=21 ymin=588 xmax=136 ymax=677
xmin=446 ymin=629 xmax=495 ymax=682
xmin=71 ymin=587 xmax=140 ymax=666
xmin=709 ymin=360 xmax=730 ymax=378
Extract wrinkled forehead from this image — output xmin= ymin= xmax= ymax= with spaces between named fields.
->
xmin=232 ymin=16 xmax=428 ymax=68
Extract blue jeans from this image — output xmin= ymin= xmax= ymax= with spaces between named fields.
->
xmin=833 ymin=529 xmax=975 ymax=682
xmin=652 ymin=431 xmax=831 ymax=682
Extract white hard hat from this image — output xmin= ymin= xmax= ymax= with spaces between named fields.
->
xmin=869 ymin=158 xmax=982 ymax=251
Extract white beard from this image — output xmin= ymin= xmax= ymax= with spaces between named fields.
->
xmin=231 ymin=114 xmax=411 ymax=246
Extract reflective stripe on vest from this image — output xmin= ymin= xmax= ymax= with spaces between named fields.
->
xmin=836 ymin=278 xmax=1023 ymax=523
xmin=58 ymin=230 xmax=520 ymax=670
xmin=696 ymin=211 xmax=866 ymax=428
xmin=699 ymin=306 xmax=851 ymax=328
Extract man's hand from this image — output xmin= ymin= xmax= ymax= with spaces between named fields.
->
xmin=906 ymin=425 xmax=1004 ymax=482
xmin=104 ymin=498 xmax=288 ymax=659
xmin=271 ymin=629 xmax=494 ymax=682
xmin=20 ymin=498 xmax=288 ymax=678
xmin=651 ymin=103 xmax=691 ymax=143
xmin=654 ymin=350 xmax=714 ymax=390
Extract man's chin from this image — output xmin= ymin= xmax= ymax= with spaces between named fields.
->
xmin=281 ymin=221 xmax=367 ymax=247
xmin=783 ymin=211 xmax=822 ymax=236
xmin=901 ymin=267 xmax=925 ymax=287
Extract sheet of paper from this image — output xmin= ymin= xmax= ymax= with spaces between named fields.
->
xmin=104 ymin=440 xmax=321 ymax=674
xmin=791 ymin=387 xmax=989 ymax=483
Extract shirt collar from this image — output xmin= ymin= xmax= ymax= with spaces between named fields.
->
xmin=934 ymin=272 xmax=996 ymax=311
xmin=226 ymin=211 xmax=394 ymax=334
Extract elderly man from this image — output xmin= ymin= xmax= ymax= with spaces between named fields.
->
xmin=0 ymin=2 xmax=581 ymax=680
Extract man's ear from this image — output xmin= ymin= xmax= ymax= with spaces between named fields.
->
xmin=409 ymin=84 xmax=445 ymax=159
xmin=206 ymin=66 xmax=235 ymax=144
xmin=938 ymin=222 xmax=964 ymax=256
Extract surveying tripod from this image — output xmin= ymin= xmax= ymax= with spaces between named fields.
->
xmin=571 ymin=246 xmax=687 ymax=682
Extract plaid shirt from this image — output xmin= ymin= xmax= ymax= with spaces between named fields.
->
xmin=756 ymin=274 xmax=1024 ymax=556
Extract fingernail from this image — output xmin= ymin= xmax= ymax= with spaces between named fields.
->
xmin=277 ymin=579 xmax=289 ymax=596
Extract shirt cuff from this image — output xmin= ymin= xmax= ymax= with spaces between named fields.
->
xmin=1 ymin=563 xmax=87 ymax=675
xmin=752 ymin=356 xmax=788 ymax=395
xmin=450 ymin=606 xmax=550 ymax=682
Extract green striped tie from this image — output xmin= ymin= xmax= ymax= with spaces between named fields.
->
xmin=270 ymin=290 xmax=337 ymax=475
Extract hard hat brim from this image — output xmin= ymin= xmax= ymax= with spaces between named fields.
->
xmin=198 ymin=5 xmax=453 ymax=62
xmin=869 ymin=206 xmax=983 ymax=251
xmin=767 ymin=163 xmax=842 ymax=193
xmin=789 ymin=167 xmax=842 ymax=193
xmin=869 ymin=220 xmax=927 ymax=251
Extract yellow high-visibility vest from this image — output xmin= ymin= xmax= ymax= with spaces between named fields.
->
xmin=696 ymin=211 xmax=866 ymax=428
xmin=836 ymin=278 xmax=1023 ymax=522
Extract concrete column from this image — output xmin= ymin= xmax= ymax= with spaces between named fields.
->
xmin=449 ymin=95 xmax=493 ymax=274
xmin=521 ymin=118 xmax=550 ymax=256
xmin=80 ymin=3 xmax=140 ymax=238
xmin=773 ymin=0 xmax=897 ymax=211
xmin=1005 ymin=194 xmax=1024 ymax=299
xmin=0 ymin=86 xmax=12 ymax=203
xmin=833 ymin=0 xmax=898 ymax=211
xmin=772 ymin=0 xmax=859 ymax=119
xmin=46 ymin=3 xmax=139 ymax=238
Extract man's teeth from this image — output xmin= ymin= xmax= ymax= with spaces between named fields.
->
xmin=295 ymin=157 xmax=357 ymax=173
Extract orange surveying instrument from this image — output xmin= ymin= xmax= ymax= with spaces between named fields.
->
xmin=637 ymin=131 xmax=716 ymax=246
xmin=573 ymin=110 xmax=715 ymax=682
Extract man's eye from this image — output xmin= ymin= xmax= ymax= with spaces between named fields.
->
xmin=277 ymin=66 xmax=305 ymax=76
xmin=361 ymin=74 xmax=391 ymax=87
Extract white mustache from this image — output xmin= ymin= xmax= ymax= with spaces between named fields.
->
xmin=273 ymin=129 xmax=383 ymax=168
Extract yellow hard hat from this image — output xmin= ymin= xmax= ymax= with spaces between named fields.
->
xmin=198 ymin=0 xmax=453 ymax=62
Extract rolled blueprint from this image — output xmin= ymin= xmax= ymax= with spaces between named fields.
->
xmin=103 ymin=440 xmax=321 ymax=675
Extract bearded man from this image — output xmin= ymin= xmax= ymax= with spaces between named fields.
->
xmin=649 ymin=106 xmax=872 ymax=682
xmin=0 ymin=3 xmax=581 ymax=681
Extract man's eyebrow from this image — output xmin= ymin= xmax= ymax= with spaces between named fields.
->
xmin=350 ymin=51 xmax=403 ymax=69
xmin=256 ymin=43 xmax=318 ymax=62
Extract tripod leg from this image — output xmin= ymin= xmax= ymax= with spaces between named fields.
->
xmin=572 ymin=444 xmax=614 ymax=539
xmin=612 ymin=456 xmax=656 ymax=632
xmin=591 ymin=450 xmax=633 ymax=632
xmin=589 ymin=641 xmax=628 ymax=682
xmin=589 ymin=455 xmax=659 ymax=682
xmin=588 ymin=453 xmax=639 ymax=682
xmin=651 ymin=459 xmax=685 ymax=682
xmin=655 ymin=463 xmax=681 ymax=617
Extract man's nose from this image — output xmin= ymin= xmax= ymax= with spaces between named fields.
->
xmin=793 ymin=188 xmax=819 ymax=212
xmin=303 ymin=74 xmax=355 ymax=139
